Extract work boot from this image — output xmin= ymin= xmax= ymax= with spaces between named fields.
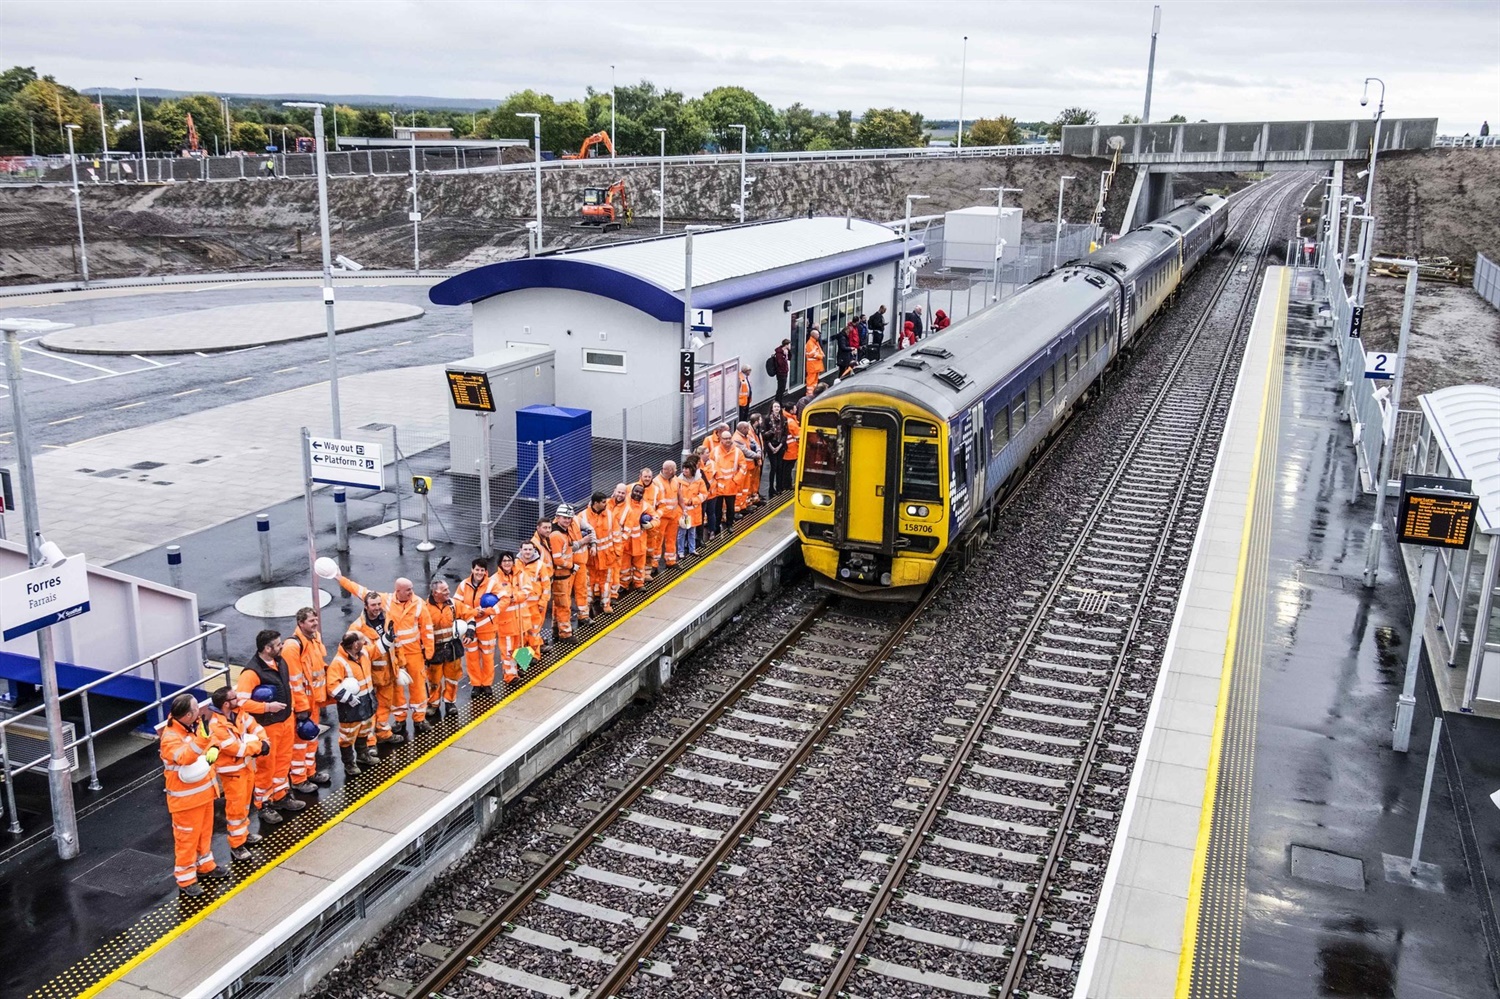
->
xmin=258 ymin=806 xmax=284 ymax=827
xmin=231 ymin=846 xmax=253 ymax=862
xmin=383 ymin=731 xmax=407 ymax=746
xmin=245 ymin=833 xmax=264 ymax=846
xmin=413 ymin=719 xmax=432 ymax=735
xmin=356 ymin=744 xmax=375 ymax=769
xmin=472 ymin=685 xmax=491 ymax=697
xmin=179 ymin=882 xmax=203 ymax=897
xmin=291 ymin=780 xmax=319 ymax=794
xmin=341 ymin=746 xmax=361 ymax=777
xmin=276 ymin=797 xmax=307 ymax=814
xmin=443 ymin=700 xmax=457 ymax=715
xmin=199 ymin=867 xmax=230 ymax=881
xmin=311 ymin=770 xmax=332 ymax=786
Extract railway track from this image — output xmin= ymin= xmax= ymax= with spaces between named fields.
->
xmin=406 ymin=589 xmax=941 ymax=998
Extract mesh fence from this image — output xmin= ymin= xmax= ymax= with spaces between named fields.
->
xmin=912 ymin=223 xmax=1101 ymax=326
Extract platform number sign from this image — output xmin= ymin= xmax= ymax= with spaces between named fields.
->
xmin=679 ymin=350 xmax=695 ymax=395
xmin=1348 ymin=305 xmax=1364 ymax=338
xmin=1363 ymin=352 xmax=1395 ymax=380
xmin=690 ymin=308 xmax=713 ymax=333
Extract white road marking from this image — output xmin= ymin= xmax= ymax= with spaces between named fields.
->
xmin=20 ymin=346 xmax=118 ymax=374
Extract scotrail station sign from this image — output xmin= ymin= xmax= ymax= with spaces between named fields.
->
xmin=0 ymin=556 xmax=91 ymax=641
xmin=306 ymin=436 xmax=384 ymax=491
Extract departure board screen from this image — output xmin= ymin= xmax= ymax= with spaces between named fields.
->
xmin=446 ymin=370 xmax=496 ymax=412
xmin=1397 ymin=474 xmax=1478 ymax=550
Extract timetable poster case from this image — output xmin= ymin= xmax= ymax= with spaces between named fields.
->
xmin=1397 ymin=473 xmax=1479 ymax=550
xmin=691 ymin=357 xmax=740 ymax=441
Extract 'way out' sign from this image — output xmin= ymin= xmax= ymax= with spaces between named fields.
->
xmin=307 ymin=436 xmax=384 ymax=490
xmin=0 ymin=557 xmax=91 ymax=641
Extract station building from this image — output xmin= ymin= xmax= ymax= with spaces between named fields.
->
xmin=429 ymin=218 xmax=911 ymax=445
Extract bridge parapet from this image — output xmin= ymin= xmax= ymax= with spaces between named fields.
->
xmin=1063 ymin=118 xmax=1437 ymax=170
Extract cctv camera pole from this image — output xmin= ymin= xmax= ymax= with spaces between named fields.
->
xmin=1142 ymin=6 xmax=1161 ymax=123
xmin=301 ymin=427 xmax=323 ymax=613
xmin=1354 ymin=77 xmax=1385 ymax=309
xmin=4 ymin=328 xmax=79 ymax=857
xmin=409 ymin=130 xmax=421 ymax=272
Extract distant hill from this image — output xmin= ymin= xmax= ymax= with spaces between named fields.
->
xmin=83 ymin=87 xmax=499 ymax=110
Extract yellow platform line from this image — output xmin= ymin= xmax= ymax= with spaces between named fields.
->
xmin=1175 ymin=268 xmax=1289 ymax=998
xmin=79 ymin=501 xmax=793 ymax=998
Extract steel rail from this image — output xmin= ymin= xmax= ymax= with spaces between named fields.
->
xmin=819 ymin=174 xmax=1303 ymax=997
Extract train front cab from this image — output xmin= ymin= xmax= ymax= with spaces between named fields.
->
xmin=795 ymin=394 xmax=947 ymax=598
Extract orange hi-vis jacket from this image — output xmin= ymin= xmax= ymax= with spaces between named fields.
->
xmin=578 ymin=505 xmax=614 ymax=566
xmin=738 ymin=371 xmax=751 ymax=407
xmin=455 ymin=576 xmax=497 ymax=636
xmin=339 ymin=578 xmax=434 ymax=659
xmin=487 ymin=568 xmax=525 ymax=633
xmin=281 ymin=629 xmax=327 ymax=713
xmin=208 ymin=708 xmax=265 ymax=778
xmin=348 ymin=609 xmax=397 ymax=688
xmin=648 ymin=473 xmax=681 ymax=519
xmin=784 ymin=412 xmax=801 ymax=462
xmin=518 ymin=559 xmax=548 ymax=622
xmin=326 ymin=646 xmax=374 ymax=699
xmin=805 ymin=334 xmax=824 ymax=382
xmin=428 ymin=596 xmax=459 ymax=645
xmin=606 ymin=497 xmax=630 ymax=550
xmin=618 ymin=498 xmax=651 ymax=556
xmin=549 ymin=520 xmax=588 ymax=573
xmin=160 ymin=717 xmax=217 ymax=813
xmin=708 ymin=440 xmax=743 ymax=497
xmin=679 ymin=473 xmax=708 ymax=528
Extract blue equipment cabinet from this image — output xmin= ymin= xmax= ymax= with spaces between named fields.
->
xmin=516 ymin=405 xmax=592 ymax=510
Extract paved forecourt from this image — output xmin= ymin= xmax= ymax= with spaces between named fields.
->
xmin=87 ymin=503 xmax=800 ymax=999
xmin=1076 ymin=267 xmax=1291 ymax=996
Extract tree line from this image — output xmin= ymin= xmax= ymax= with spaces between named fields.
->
xmin=0 ymin=65 xmax=1127 ymax=159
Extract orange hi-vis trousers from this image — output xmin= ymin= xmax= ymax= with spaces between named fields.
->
xmin=253 ymin=717 xmax=294 ymax=808
xmin=220 ymin=772 xmax=254 ymax=849
xmin=171 ymin=800 xmax=217 ymax=887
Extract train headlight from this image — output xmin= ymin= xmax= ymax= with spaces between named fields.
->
xmin=904 ymin=504 xmax=929 ymax=518
xmin=810 ymin=492 xmax=833 ymax=507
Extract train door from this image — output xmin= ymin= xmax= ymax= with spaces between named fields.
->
xmin=836 ymin=408 xmax=900 ymax=548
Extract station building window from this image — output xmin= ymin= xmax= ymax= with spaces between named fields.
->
xmin=582 ymin=348 xmax=627 ymax=373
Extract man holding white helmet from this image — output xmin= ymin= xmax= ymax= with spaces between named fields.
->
xmin=159 ymin=693 xmax=230 ymax=895
xmin=344 ymin=589 xmax=405 ymax=748
xmin=326 ymin=631 xmax=378 ymax=774
xmin=333 ymin=570 xmax=435 ymax=736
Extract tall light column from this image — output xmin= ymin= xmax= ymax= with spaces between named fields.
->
xmin=408 ymin=130 xmax=420 ymax=271
xmin=1142 ymin=6 xmax=1161 ymax=123
xmin=517 ymin=113 xmax=543 ymax=250
xmin=980 ymin=185 xmax=1022 ymax=301
xmin=96 ymin=91 xmax=109 ymax=163
xmin=654 ymin=126 xmax=667 ymax=234
xmin=1053 ymin=174 xmax=1076 ymax=270
xmin=958 ymin=35 xmax=968 ymax=151
xmin=133 ymin=77 xmax=148 ymax=182
xmin=610 ymin=64 xmax=617 ymax=158
xmin=1354 ymin=77 xmax=1386 ymax=308
xmin=681 ymin=225 xmax=716 ymax=460
xmin=900 ymin=194 xmax=929 ymax=342
xmin=731 ymin=123 xmax=747 ymax=223
xmin=2 ymin=318 xmax=81 ymax=859
xmin=1363 ymin=257 xmax=1419 ymax=589
xmin=64 ymin=125 xmax=89 ymax=286
xmin=284 ymin=101 xmax=348 ymax=550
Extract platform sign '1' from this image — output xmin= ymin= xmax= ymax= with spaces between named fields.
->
xmin=1397 ymin=474 xmax=1478 ymax=550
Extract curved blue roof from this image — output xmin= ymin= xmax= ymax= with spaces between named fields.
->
xmin=429 ymin=240 xmax=914 ymax=321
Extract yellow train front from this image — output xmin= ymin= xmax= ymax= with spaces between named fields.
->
xmin=794 ymin=390 xmax=951 ymax=599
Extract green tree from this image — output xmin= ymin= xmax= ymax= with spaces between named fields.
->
xmin=352 ymin=106 xmax=388 ymax=138
xmin=968 ymin=116 xmax=1021 ymax=146
xmin=232 ymin=121 xmax=268 ymax=151
xmin=114 ymin=120 xmax=177 ymax=154
xmin=0 ymin=65 xmax=39 ymax=102
xmin=11 ymin=78 xmax=101 ymax=154
xmin=638 ymin=88 xmax=710 ymax=155
xmin=478 ymin=90 xmax=589 ymax=155
xmin=855 ymin=107 xmax=925 ymax=148
xmin=1165 ymin=114 xmax=1188 ymax=123
xmin=1045 ymin=107 xmax=1098 ymax=141
xmin=689 ymin=86 xmax=778 ymax=150
xmin=1119 ymin=113 xmax=1142 ymax=124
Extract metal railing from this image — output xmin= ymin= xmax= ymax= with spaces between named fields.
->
xmin=1435 ymin=135 xmax=1500 ymax=149
xmin=1 ymin=621 xmax=231 ymax=834
xmin=1475 ymin=253 xmax=1500 ymax=310
xmin=0 ymin=267 xmax=452 ymax=300
xmin=913 ymin=223 xmax=1100 ymax=326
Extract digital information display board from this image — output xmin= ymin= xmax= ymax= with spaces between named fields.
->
xmin=445 ymin=370 xmax=496 ymax=412
xmin=1398 ymin=474 xmax=1478 ymax=550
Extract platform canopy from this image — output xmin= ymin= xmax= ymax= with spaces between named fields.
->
xmin=430 ymin=217 xmax=912 ymax=321
xmin=1419 ymin=384 xmax=1500 ymax=535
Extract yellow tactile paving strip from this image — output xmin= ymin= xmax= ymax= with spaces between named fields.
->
xmin=47 ymin=500 xmax=793 ymax=999
xmin=1177 ymin=270 xmax=1288 ymax=998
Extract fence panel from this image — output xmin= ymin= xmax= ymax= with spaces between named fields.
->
xmin=1475 ymin=253 xmax=1500 ymax=311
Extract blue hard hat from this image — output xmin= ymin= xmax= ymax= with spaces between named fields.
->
xmin=480 ymin=593 xmax=500 ymax=609
xmin=296 ymin=719 xmax=319 ymax=740
xmin=251 ymin=685 xmax=276 ymax=702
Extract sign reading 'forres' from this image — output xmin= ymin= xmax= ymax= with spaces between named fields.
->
xmin=445 ymin=370 xmax=496 ymax=412
xmin=1398 ymin=474 xmax=1479 ymax=550
xmin=0 ymin=556 xmax=91 ymax=641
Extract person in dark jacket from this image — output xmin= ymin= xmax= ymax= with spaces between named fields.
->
xmin=773 ymin=338 xmax=791 ymax=404
xmin=904 ymin=306 xmax=924 ymax=340
xmin=867 ymin=305 xmax=887 ymax=359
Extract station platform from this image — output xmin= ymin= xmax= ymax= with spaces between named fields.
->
xmin=1077 ymin=268 xmax=1500 ymax=998
xmin=4 ymin=501 xmax=799 ymax=999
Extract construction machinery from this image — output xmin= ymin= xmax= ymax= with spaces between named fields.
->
xmin=562 ymin=131 xmax=615 ymax=160
xmin=575 ymin=180 xmax=631 ymax=231
xmin=181 ymin=113 xmax=202 ymax=157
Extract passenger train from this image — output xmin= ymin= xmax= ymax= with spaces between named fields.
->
xmin=794 ymin=195 xmax=1231 ymax=599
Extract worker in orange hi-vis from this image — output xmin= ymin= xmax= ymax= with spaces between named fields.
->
xmin=326 ymin=631 xmax=377 ymax=775
xmin=618 ymin=482 xmax=655 ymax=590
xmin=804 ymin=325 xmax=825 ymax=390
xmin=578 ymin=492 xmax=616 ymax=614
xmin=648 ymin=461 xmax=683 ymax=570
xmin=554 ymin=503 xmax=593 ymax=627
xmin=424 ymin=580 xmax=463 ymax=717
xmin=234 ymin=629 xmax=304 ymax=826
xmin=732 ymin=421 xmax=763 ymax=514
xmin=160 ymin=694 xmax=230 ymax=896
xmin=545 ymin=505 xmax=585 ymax=640
xmin=454 ymin=558 xmax=497 ymax=693
xmin=335 ymin=573 xmax=435 ymax=735
xmin=280 ymin=606 xmax=330 ymax=794
xmin=605 ymin=483 xmax=630 ymax=601
xmin=707 ymin=428 xmax=744 ymax=536
xmin=633 ymin=468 xmax=659 ymax=573
xmin=206 ymin=687 xmax=266 ymax=862
xmin=517 ymin=542 xmax=550 ymax=662
xmin=488 ymin=551 xmax=526 ymax=684
xmin=677 ymin=454 xmax=708 ymax=560
xmin=342 ymin=590 xmax=405 ymax=748
xmin=530 ymin=519 xmax=556 ymax=642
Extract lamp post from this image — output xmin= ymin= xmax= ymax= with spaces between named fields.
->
xmin=980 ymin=185 xmax=1022 ymax=302
xmin=900 ymin=194 xmax=929 ymax=341
xmin=610 ymin=64 xmax=617 ymax=158
xmin=730 ymin=123 xmax=747 ymax=223
xmin=64 ymin=125 xmax=89 ymax=286
xmin=1363 ymin=256 xmax=1419 ymax=590
xmin=1 ymin=317 xmax=81 ymax=858
xmin=1354 ymin=77 xmax=1386 ymax=308
xmin=958 ymin=35 xmax=968 ymax=151
xmin=133 ymin=77 xmax=148 ymax=183
xmin=681 ymin=224 xmax=717 ymax=460
xmin=96 ymin=90 xmax=109 ymax=166
xmin=517 ymin=113 xmax=543 ymax=251
xmin=654 ymin=126 xmax=666 ymax=234
xmin=221 ymin=96 xmax=231 ymax=155
xmin=408 ymin=129 xmax=421 ymax=272
xmin=1053 ymin=174 xmax=1076 ymax=270
xmin=1340 ymin=195 xmax=1362 ymax=290
xmin=1142 ymin=5 xmax=1161 ymax=123
xmin=283 ymin=102 xmax=348 ymax=551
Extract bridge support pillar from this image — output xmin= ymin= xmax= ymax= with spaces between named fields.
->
xmin=1121 ymin=170 xmax=1176 ymax=233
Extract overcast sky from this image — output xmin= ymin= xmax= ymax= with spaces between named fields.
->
xmin=6 ymin=0 xmax=1497 ymax=131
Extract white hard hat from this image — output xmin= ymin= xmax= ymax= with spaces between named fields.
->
xmin=554 ymin=503 xmax=574 ymax=518
xmin=314 ymin=556 xmax=340 ymax=579
xmin=180 ymin=757 xmax=211 ymax=783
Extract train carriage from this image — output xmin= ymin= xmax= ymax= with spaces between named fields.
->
xmin=795 ymin=195 xmax=1229 ymax=599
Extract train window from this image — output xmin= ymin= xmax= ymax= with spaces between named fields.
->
xmin=1070 ymin=347 xmax=1081 ymax=376
xmin=902 ymin=440 xmax=942 ymax=501
xmin=1042 ymin=366 xmax=1055 ymax=402
xmin=801 ymin=419 xmax=840 ymax=488
xmin=989 ymin=404 xmax=1010 ymax=449
xmin=903 ymin=419 xmax=939 ymax=438
xmin=1012 ymin=393 xmax=1027 ymax=429
xmin=1029 ymin=379 xmax=1041 ymax=416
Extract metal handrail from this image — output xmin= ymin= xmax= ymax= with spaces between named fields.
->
xmin=1 ymin=621 xmax=231 ymax=833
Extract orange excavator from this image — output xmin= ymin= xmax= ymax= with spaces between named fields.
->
xmin=182 ymin=113 xmax=202 ymax=157
xmin=562 ymin=130 xmax=614 ymax=160
xmin=576 ymin=180 xmax=631 ymax=231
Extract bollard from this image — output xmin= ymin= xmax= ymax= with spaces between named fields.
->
xmin=257 ymin=514 xmax=272 ymax=583
xmin=166 ymin=544 xmax=183 ymax=590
